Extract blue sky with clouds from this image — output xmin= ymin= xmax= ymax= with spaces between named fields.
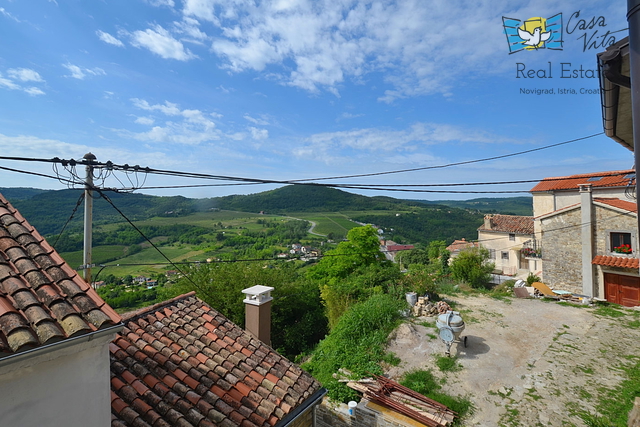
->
xmin=0 ymin=0 xmax=633 ymax=200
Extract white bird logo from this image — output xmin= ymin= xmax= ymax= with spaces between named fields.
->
xmin=517 ymin=26 xmax=551 ymax=47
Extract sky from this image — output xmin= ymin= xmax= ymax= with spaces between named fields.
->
xmin=0 ymin=0 xmax=634 ymax=200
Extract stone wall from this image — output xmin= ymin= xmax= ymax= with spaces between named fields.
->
xmin=540 ymin=207 xmax=583 ymax=293
xmin=541 ymin=203 xmax=638 ymax=296
xmin=315 ymin=398 xmax=425 ymax=427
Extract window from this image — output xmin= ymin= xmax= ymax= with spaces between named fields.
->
xmin=489 ymin=249 xmax=496 ymax=259
xmin=509 ymin=233 xmax=515 ymax=241
xmin=501 ymin=251 xmax=509 ymax=260
xmin=610 ymin=232 xmax=632 ymax=254
xmin=587 ymin=176 xmax=602 ymax=182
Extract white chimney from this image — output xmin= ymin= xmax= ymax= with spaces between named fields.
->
xmin=242 ymin=285 xmax=274 ymax=345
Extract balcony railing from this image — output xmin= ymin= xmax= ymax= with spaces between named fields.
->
xmin=521 ymin=239 xmax=542 ymax=259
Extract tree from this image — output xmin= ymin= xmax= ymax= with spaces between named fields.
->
xmin=308 ymin=225 xmax=385 ymax=281
xmin=449 ymin=247 xmax=495 ymax=289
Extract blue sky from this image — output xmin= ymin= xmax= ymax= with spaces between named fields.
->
xmin=0 ymin=0 xmax=633 ymax=200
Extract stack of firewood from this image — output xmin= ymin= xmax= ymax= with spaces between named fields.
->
xmin=412 ymin=298 xmax=451 ymax=317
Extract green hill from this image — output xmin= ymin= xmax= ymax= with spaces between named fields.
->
xmin=411 ymin=196 xmax=533 ymax=216
xmin=211 ymin=185 xmax=416 ymax=213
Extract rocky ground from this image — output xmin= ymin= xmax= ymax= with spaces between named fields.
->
xmin=385 ymin=295 xmax=640 ymax=426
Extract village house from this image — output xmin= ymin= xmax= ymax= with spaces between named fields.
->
xmin=445 ymin=238 xmax=479 ymax=260
xmin=380 ymin=240 xmax=415 ymax=263
xmin=477 ymin=214 xmax=537 ymax=278
xmin=530 ymin=171 xmax=639 ymax=305
xmin=0 ymin=193 xmax=123 ymax=426
xmin=0 ymin=193 xmax=328 ymax=426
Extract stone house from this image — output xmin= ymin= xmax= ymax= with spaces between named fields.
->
xmin=0 ymin=192 xmax=327 ymax=426
xmin=477 ymin=214 xmax=537 ymax=278
xmin=530 ymin=170 xmax=639 ymax=305
xmin=446 ymin=238 xmax=479 ymax=260
xmin=536 ymin=184 xmax=639 ymax=305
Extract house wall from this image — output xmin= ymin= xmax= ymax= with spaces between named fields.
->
xmin=478 ymin=231 xmax=536 ymax=277
xmin=593 ymin=206 xmax=638 ymax=298
xmin=315 ymin=399 xmax=427 ymax=427
xmin=540 ymin=208 xmax=583 ymax=293
xmin=541 ymin=204 xmax=638 ymax=296
xmin=533 ymin=188 xmax=632 ymax=217
xmin=0 ymin=332 xmax=115 ymax=427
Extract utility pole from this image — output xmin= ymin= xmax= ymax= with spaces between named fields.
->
xmin=83 ymin=152 xmax=96 ymax=284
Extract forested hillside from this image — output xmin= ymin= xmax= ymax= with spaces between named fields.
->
xmin=353 ymin=208 xmax=484 ymax=245
xmin=412 ymin=196 xmax=533 ymax=216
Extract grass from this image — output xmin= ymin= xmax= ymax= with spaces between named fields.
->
xmin=399 ymin=369 xmax=472 ymax=423
xmin=594 ymin=357 xmax=640 ymax=426
xmin=435 ymin=355 xmax=463 ymax=372
xmin=593 ymin=302 xmax=627 ymax=318
xmin=61 ymin=245 xmax=127 ymax=269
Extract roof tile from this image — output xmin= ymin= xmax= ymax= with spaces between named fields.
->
xmin=478 ymin=214 xmax=534 ymax=234
xmin=592 ymin=255 xmax=639 ymax=269
xmin=0 ymin=194 xmax=121 ymax=356
xmin=531 ymin=169 xmax=634 ymax=192
xmin=111 ymin=293 xmax=322 ymax=426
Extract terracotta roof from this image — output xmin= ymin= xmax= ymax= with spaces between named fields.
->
xmin=477 ymin=214 xmax=534 ymax=235
xmin=446 ymin=239 xmax=479 ymax=253
xmin=592 ymin=255 xmax=639 ymax=269
xmin=110 ymin=292 xmax=324 ymax=427
xmin=0 ymin=194 xmax=121 ymax=357
xmin=594 ymin=198 xmax=638 ymax=213
xmin=530 ymin=169 xmax=634 ymax=192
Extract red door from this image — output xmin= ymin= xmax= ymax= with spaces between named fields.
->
xmin=604 ymin=273 xmax=640 ymax=307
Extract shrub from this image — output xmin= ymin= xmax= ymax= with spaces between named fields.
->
xmin=303 ymin=294 xmax=405 ymax=402
xmin=449 ymin=247 xmax=494 ymax=289
xmin=526 ymin=272 xmax=541 ymax=285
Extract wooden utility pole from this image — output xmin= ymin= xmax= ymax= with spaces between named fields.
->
xmin=83 ymin=152 xmax=96 ymax=284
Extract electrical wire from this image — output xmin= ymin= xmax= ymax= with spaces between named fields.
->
xmin=50 ymin=192 xmax=85 ymax=250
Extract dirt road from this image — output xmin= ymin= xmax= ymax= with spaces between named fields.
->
xmin=385 ymin=295 xmax=640 ymax=426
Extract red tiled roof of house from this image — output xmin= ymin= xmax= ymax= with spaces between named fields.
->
xmin=110 ymin=292 xmax=324 ymax=427
xmin=446 ymin=239 xmax=479 ymax=253
xmin=477 ymin=214 xmax=534 ymax=235
xmin=594 ymin=198 xmax=638 ymax=213
xmin=592 ymin=255 xmax=639 ymax=269
xmin=530 ymin=170 xmax=634 ymax=192
xmin=0 ymin=194 xmax=121 ymax=357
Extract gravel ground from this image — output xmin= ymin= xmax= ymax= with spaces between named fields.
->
xmin=385 ymin=295 xmax=640 ymax=426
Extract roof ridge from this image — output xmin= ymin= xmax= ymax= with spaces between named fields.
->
xmin=121 ymin=291 xmax=197 ymax=321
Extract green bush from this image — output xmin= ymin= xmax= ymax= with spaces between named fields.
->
xmin=526 ymin=272 xmax=541 ymax=285
xmin=303 ymin=294 xmax=405 ymax=402
xmin=450 ymin=247 xmax=494 ymax=289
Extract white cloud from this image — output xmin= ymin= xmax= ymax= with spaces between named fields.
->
xmin=63 ymin=63 xmax=106 ymax=80
xmin=130 ymin=25 xmax=197 ymax=61
xmin=0 ymin=70 xmax=45 ymax=95
xmin=293 ymin=122 xmax=519 ymax=163
xmin=96 ymin=30 xmax=125 ymax=47
xmin=0 ymin=73 xmax=19 ymax=90
xmin=243 ymin=114 xmax=269 ymax=126
xmin=249 ymin=127 xmax=268 ymax=140
xmin=146 ymin=0 xmax=175 ymax=7
xmin=23 ymin=87 xmax=45 ymax=96
xmin=173 ymin=17 xmax=209 ymax=43
xmin=135 ymin=116 xmax=155 ymax=125
xmin=0 ymin=7 xmax=21 ymax=23
xmin=7 ymin=68 xmax=43 ymax=82
xmin=339 ymin=112 xmax=364 ymax=120
xmin=126 ymin=98 xmax=220 ymax=145
xmin=181 ymin=1 xmax=532 ymax=99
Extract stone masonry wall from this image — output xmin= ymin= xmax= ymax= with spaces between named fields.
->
xmin=541 ymin=204 xmax=637 ymax=296
xmin=315 ymin=399 xmax=419 ymax=427
xmin=540 ymin=208 xmax=583 ymax=293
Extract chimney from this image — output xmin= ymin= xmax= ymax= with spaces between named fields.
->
xmin=242 ymin=285 xmax=274 ymax=345
xmin=579 ymin=184 xmax=595 ymax=297
xmin=484 ymin=215 xmax=492 ymax=230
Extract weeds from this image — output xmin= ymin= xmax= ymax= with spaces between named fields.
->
xmin=435 ymin=355 xmax=463 ymax=372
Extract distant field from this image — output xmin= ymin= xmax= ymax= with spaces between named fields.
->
xmin=286 ymin=212 xmax=358 ymax=236
xmin=62 ymin=245 xmax=127 ymax=269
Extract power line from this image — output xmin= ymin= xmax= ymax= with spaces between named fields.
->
xmin=51 ymin=192 xmax=85 ymax=250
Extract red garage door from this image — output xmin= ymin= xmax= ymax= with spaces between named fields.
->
xmin=604 ymin=273 xmax=640 ymax=307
